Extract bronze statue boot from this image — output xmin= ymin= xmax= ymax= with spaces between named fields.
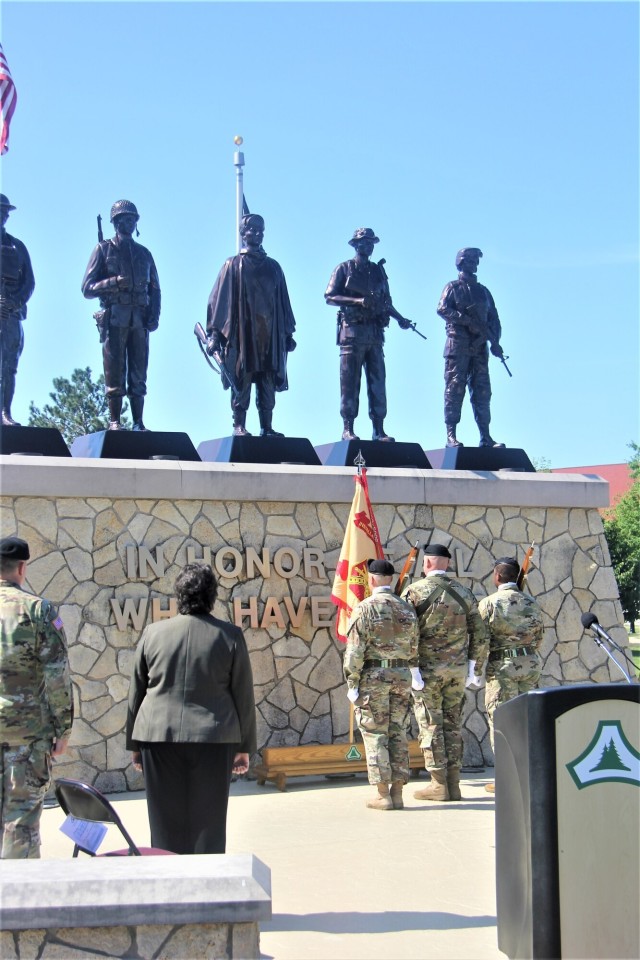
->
xmin=130 ymin=398 xmax=148 ymax=432
xmin=446 ymin=424 xmax=462 ymax=447
xmin=107 ymin=397 xmax=123 ymax=431
xmin=413 ymin=769 xmax=449 ymax=801
xmin=232 ymin=412 xmax=252 ymax=437
xmin=342 ymin=420 xmax=359 ymax=441
xmin=372 ymin=420 xmax=395 ymax=442
xmin=446 ymin=767 xmax=462 ymax=801
xmin=478 ymin=428 xmax=505 ymax=448
xmin=390 ymin=781 xmax=405 ymax=809
xmin=258 ymin=411 xmax=284 ymax=438
xmin=366 ymin=782 xmax=393 ymax=811
xmin=1 ymin=375 xmax=21 ymax=425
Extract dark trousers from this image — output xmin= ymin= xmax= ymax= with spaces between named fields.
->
xmin=231 ymin=370 xmax=276 ymax=417
xmin=444 ymin=353 xmax=492 ymax=427
xmin=103 ymin=323 xmax=149 ymax=399
xmin=140 ymin=742 xmax=236 ymax=854
xmin=339 ymin=339 xmax=387 ymax=422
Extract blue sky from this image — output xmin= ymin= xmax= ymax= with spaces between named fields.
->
xmin=2 ymin=0 xmax=638 ymax=467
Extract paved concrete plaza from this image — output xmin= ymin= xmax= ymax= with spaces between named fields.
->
xmin=40 ymin=770 xmax=502 ymax=960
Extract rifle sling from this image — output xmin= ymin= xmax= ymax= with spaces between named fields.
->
xmin=415 ymin=580 xmax=470 ymax=619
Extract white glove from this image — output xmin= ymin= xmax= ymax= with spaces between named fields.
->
xmin=410 ymin=667 xmax=425 ymax=691
xmin=347 ymin=687 xmax=359 ymax=703
xmin=465 ymin=659 xmax=483 ymax=690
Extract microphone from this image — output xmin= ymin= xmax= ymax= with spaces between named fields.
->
xmin=580 ymin=613 xmax=635 ymax=684
xmin=580 ymin=612 xmax=614 ymax=643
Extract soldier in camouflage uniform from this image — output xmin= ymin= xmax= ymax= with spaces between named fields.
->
xmin=0 ymin=537 xmax=73 ymax=858
xmin=402 ymin=543 xmax=488 ymax=802
xmin=479 ymin=557 xmax=544 ymax=792
xmin=344 ymin=559 xmax=421 ymax=810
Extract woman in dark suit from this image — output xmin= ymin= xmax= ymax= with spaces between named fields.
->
xmin=126 ymin=563 xmax=256 ymax=854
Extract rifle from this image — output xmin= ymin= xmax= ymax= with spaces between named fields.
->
xmin=91 ymin=215 xmax=108 ymax=340
xmin=465 ymin=302 xmax=512 ymax=376
xmin=193 ymin=322 xmax=238 ymax=395
xmin=394 ymin=542 xmax=419 ymax=596
xmin=496 ymin=352 xmax=513 ymax=377
xmin=378 ymin=259 xmax=427 ymax=341
xmin=516 ymin=542 xmax=535 ymax=591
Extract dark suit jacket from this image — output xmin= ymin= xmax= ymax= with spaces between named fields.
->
xmin=126 ymin=613 xmax=256 ymax=753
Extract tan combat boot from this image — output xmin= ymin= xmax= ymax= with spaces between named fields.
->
xmin=485 ymin=782 xmax=495 ymax=794
xmin=447 ymin=767 xmax=462 ymax=801
xmin=366 ymin=782 xmax=393 ymax=810
xmin=413 ymin=769 xmax=449 ymax=801
xmin=390 ymin=781 xmax=404 ymax=810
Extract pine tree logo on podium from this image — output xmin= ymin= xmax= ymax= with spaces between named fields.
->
xmin=566 ymin=720 xmax=640 ymax=789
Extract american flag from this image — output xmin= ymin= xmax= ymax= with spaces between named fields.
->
xmin=0 ymin=43 xmax=17 ymax=155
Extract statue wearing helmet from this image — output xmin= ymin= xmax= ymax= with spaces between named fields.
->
xmin=0 ymin=195 xmax=35 ymax=426
xmin=81 ymin=200 xmax=160 ymax=430
xmin=436 ymin=248 xmax=505 ymax=448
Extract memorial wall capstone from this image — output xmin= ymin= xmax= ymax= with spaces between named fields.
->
xmin=0 ymin=456 xmax=629 ymax=792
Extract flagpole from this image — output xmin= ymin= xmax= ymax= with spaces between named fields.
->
xmin=233 ymin=135 xmax=244 ymax=253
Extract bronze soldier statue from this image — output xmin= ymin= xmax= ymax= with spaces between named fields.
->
xmin=437 ymin=247 xmax=505 ymax=448
xmin=81 ymin=200 xmax=160 ymax=431
xmin=325 ymin=227 xmax=412 ymax=442
xmin=206 ymin=213 xmax=296 ymax=437
xmin=0 ymin=196 xmax=35 ymax=426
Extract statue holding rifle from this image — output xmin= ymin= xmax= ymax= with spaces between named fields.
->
xmin=325 ymin=227 xmax=425 ymax=443
xmin=437 ymin=247 xmax=510 ymax=449
xmin=81 ymin=200 xmax=161 ymax=431
xmin=205 ymin=213 xmax=296 ymax=437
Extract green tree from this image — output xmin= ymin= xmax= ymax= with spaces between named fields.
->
xmin=28 ymin=367 xmax=131 ymax=445
xmin=603 ymin=443 xmax=640 ymax=632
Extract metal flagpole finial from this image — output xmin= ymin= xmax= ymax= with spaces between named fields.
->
xmin=233 ymin=136 xmax=245 ymax=253
xmin=354 ymin=450 xmax=366 ymax=474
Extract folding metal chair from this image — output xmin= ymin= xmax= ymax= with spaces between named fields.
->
xmin=54 ymin=777 xmax=174 ymax=857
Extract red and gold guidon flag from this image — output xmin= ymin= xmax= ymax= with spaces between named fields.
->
xmin=0 ymin=44 xmax=17 ymax=156
xmin=330 ymin=467 xmax=384 ymax=643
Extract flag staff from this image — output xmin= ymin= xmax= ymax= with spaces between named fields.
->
xmin=233 ymin=135 xmax=245 ymax=253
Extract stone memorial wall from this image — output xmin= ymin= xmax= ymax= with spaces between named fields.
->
xmin=0 ymin=456 xmax=629 ymax=792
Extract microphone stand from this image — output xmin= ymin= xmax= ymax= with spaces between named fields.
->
xmin=586 ymin=629 xmax=635 ymax=684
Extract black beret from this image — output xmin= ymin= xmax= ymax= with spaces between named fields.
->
xmin=367 ymin=558 xmax=395 ymax=576
xmin=423 ymin=543 xmax=451 ymax=559
xmin=0 ymin=536 xmax=30 ymax=560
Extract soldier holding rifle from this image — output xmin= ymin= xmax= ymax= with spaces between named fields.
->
xmin=437 ymin=247 xmax=509 ymax=449
xmin=478 ymin=554 xmax=544 ymax=793
xmin=325 ymin=227 xmax=423 ymax=443
xmin=402 ymin=543 xmax=488 ymax=802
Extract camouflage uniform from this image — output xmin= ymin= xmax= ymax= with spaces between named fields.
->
xmin=478 ymin=585 xmax=544 ymax=750
xmin=344 ymin=587 xmax=418 ymax=784
xmin=0 ymin=580 xmax=72 ymax=858
xmin=402 ymin=573 xmax=488 ymax=773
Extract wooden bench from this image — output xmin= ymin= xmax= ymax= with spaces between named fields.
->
xmin=254 ymin=739 xmax=424 ymax=791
